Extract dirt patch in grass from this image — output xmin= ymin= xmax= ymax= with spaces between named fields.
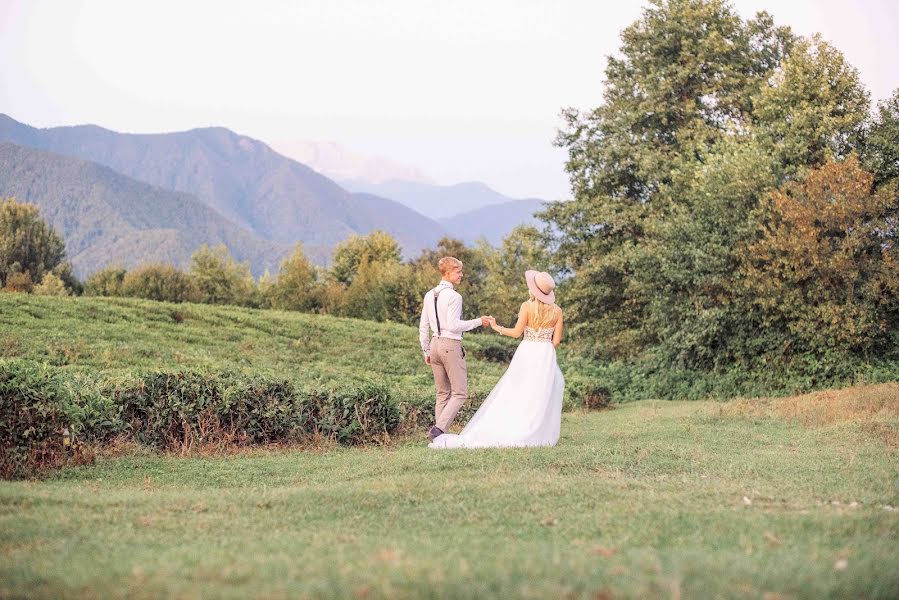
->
xmin=724 ymin=382 xmax=899 ymax=446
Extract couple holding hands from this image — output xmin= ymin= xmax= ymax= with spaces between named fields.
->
xmin=418 ymin=256 xmax=564 ymax=449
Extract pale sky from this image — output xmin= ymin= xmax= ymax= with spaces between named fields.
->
xmin=1 ymin=0 xmax=897 ymax=199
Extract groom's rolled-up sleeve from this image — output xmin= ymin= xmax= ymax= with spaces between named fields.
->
xmin=419 ymin=293 xmax=431 ymax=357
xmin=444 ymin=292 xmax=482 ymax=334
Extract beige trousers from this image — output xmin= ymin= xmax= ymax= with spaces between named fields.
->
xmin=429 ymin=337 xmax=468 ymax=431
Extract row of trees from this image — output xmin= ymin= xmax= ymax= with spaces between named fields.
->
xmin=541 ymin=0 xmax=898 ymax=376
xmin=0 ymin=196 xmax=550 ymax=326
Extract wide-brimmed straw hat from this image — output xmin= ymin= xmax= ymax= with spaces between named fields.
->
xmin=525 ymin=270 xmax=555 ymax=304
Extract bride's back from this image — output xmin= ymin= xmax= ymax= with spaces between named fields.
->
xmin=525 ymin=298 xmax=561 ymax=330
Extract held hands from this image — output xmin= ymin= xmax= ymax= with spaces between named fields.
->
xmin=480 ymin=315 xmax=493 ymax=327
xmin=487 ymin=317 xmax=502 ymax=333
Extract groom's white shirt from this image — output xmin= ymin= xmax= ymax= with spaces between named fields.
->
xmin=419 ymin=280 xmax=481 ymax=358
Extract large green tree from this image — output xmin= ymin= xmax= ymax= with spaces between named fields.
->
xmin=544 ymin=0 xmax=794 ymax=360
xmin=0 ymin=198 xmax=67 ymax=290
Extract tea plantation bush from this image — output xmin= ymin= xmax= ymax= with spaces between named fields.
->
xmin=0 ymin=359 xmax=401 ymax=478
xmin=1 ymin=361 xmax=78 ymax=478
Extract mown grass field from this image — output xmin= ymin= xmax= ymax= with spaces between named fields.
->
xmin=0 ymin=388 xmax=896 ymax=599
xmin=1 ymin=293 xmax=897 ymax=598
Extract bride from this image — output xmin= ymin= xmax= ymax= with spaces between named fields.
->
xmin=428 ymin=270 xmax=565 ymax=449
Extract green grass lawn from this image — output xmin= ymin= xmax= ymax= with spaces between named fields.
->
xmin=0 ymin=294 xmax=518 ymax=403
xmin=2 ymin=394 xmax=897 ymax=599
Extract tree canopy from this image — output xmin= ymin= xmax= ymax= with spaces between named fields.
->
xmin=543 ymin=0 xmax=897 ymax=376
xmin=0 ymin=197 xmax=69 ymax=292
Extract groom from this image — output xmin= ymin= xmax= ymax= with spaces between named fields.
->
xmin=419 ymin=256 xmax=491 ymax=441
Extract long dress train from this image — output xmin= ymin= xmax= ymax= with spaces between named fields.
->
xmin=428 ymin=326 xmax=564 ymax=449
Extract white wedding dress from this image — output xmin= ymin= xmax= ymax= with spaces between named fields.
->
xmin=428 ymin=326 xmax=564 ymax=449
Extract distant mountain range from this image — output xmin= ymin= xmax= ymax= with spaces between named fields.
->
xmin=0 ymin=114 xmax=444 ymax=250
xmin=438 ymin=199 xmax=546 ymax=245
xmin=0 ymin=143 xmax=296 ymax=276
xmin=0 ymin=113 xmax=550 ymax=277
xmin=341 ymin=178 xmax=548 ymax=244
xmin=339 ymin=178 xmax=542 ymax=221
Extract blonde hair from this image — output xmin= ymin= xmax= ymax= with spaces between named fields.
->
xmin=528 ymin=295 xmax=559 ymax=329
xmin=438 ymin=256 xmax=463 ymax=275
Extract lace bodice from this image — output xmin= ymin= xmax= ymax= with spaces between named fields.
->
xmin=523 ymin=326 xmax=554 ymax=343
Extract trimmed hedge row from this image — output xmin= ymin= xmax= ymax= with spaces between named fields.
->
xmin=0 ymin=360 xmax=400 ymax=478
xmin=2 ymin=356 xmax=612 ymax=478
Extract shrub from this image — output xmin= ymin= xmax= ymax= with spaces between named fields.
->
xmin=114 ymin=370 xmax=242 ymax=450
xmin=121 ymin=263 xmax=195 ymax=303
xmin=3 ymin=269 xmax=32 ymax=292
xmin=111 ymin=371 xmax=400 ymax=451
xmin=305 ymin=381 xmax=400 ymax=444
xmin=468 ymin=338 xmax=516 ymax=363
xmin=565 ymin=374 xmax=612 ymax=410
xmin=189 ymin=245 xmax=257 ymax=307
xmin=32 ymin=272 xmax=70 ymax=296
xmin=85 ymin=266 xmax=127 ymax=297
xmin=0 ymin=361 xmax=88 ymax=478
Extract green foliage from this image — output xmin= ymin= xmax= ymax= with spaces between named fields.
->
xmin=334 ymin=259 xmax=429 ymax=324
xmin=112 ymin=370 xmax=400 ymax=450
xmin=860 ymin=88 xmax=899 ymax=187
xmin=49 ymin=261 xmax=83 ymax=295
xmin=554 ymin=0 xmax=793 ymax=204
xmin=0 ymin=357 xmax=403 ymax=477
xmin=304 ymin=380 xmax=400 ymax=444
xmin=32 ymin=272 xmax=71 ymax=297
xmin=330 ymin=230 xmax=402 ymax=285
xmin=121 ymin=263 xmax=195 ymax=303
xmin=0 ymin=197 xmax=67 ymax=290
xmin=544 ymin=0 xmax=895 ymax=386
xmin=262 ymin=244 xmax=323 ymax=312
xmin=70 ymin=226 xmax=554 ymax=331
xmin=754 ymin=34 xmax=870 ymax=176
xmin=188 ymin=244 xmax=257 ymax=306
xmin=635 ymin=137 xmax=778 ymax=368
xmin=114 ymin=371 xmax=306 ymax=450
xmin=0 ymin=360 xmax=73 ymax=478
xmin=84 ymin=265 xmax=127 ymax=297
xmin=2 ymin=269 xmax=32 ymax=292
xmin=545 ymin=0 xmax=795 ymax=361
xmin=0 ymin=360 xmax=115 ymax=478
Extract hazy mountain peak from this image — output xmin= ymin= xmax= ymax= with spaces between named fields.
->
xmin=273 ymin=140 xmax=435 ymax=185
